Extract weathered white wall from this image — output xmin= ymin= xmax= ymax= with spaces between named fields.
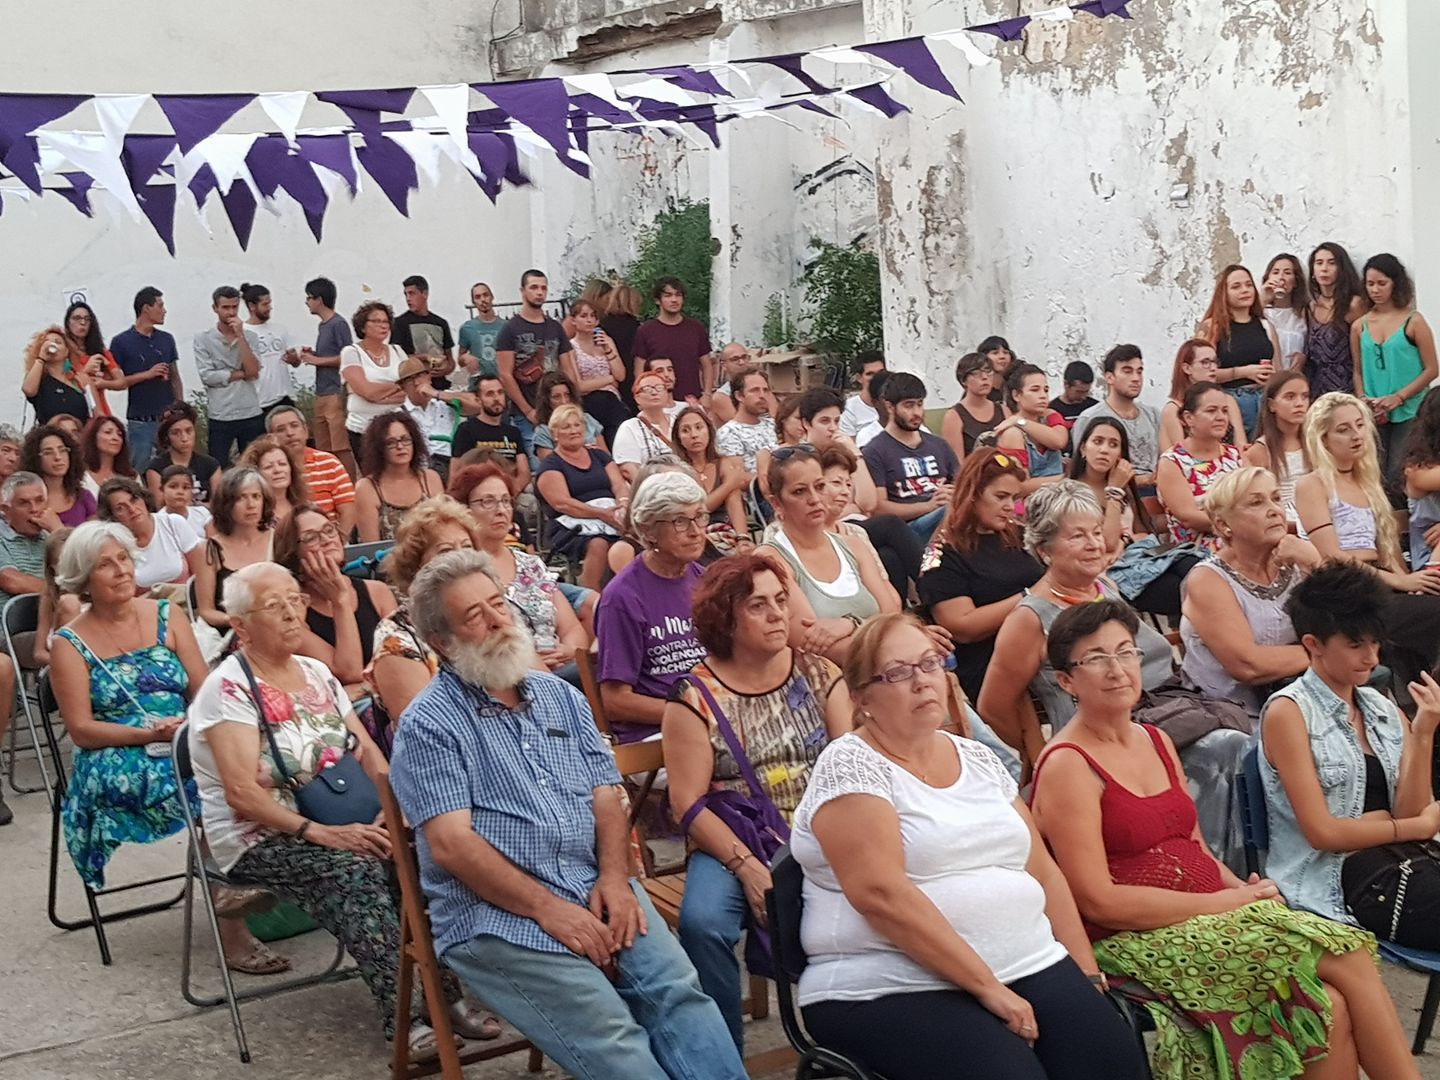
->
xmin=863 ymin=0 xmax=1427 ymax=407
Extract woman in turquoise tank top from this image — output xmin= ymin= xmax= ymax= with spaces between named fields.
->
xmin=1352 ymin=253 xmax=1438 ymax=493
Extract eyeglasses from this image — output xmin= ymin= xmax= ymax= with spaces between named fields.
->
xmin=298 ymin=522 xmax=342 ymax=546
xmin=771 ymin=443 xmax=816 ymax=463
xmin=469 ymin=495 xmax=513 ymax=512
xmin=1067 ymin=645 xmax=1142 ymax=672
xmin=657 ymin=512 xmax=709 ymax=535
xmin=869 ymin=651 xmax=945 ymax=685
xmin=384 ymin=436 xmax=413 ymax=450
xmin=246 ymin=593 xmax=309 ymax=618
xmin=365 ymin=316 xmax=390 ymax=325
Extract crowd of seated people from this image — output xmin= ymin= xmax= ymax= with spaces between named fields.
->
xmin=13 ymin=248 xmax=1440 ymax=1080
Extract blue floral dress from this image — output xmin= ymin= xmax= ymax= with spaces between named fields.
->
xmin=58 ymin=600 xmax=194 ymax=889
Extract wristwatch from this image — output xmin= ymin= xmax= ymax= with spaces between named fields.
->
xmin=1015 ymin=417 xmax=1028 ymax=429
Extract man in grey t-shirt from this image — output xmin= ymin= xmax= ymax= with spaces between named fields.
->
xmin=1073 ymin=344 xmax=1161 ymax=484
xmin=193 ymin=285 xmax=263 ymax=467
xmin=302 ymin=277 xmax=356 ymax=477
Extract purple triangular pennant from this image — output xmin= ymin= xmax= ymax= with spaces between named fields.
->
xmin=297 ymin=134 xmax=358 ymax=194
xmin=1074 ymin=0 xmax=1131 ymax=17
xmin=568 ymin=93 xmax=638 ymax=131
xmin=245 ymin=134 xmax=289 ymax=198
xmin=969 ymin=16 xmax=1031 ymax=40
xmin=55 ymin=171 xmax=95 ymax=217
xmin=0 ymin=93 xmax=87 ymax=192
xmin=136 ymin=182 xmax=178 ymax=256
xmin=846 ymin=84 xmax=909 ymax=118
xmin=754 ymin=54 xmax=833 ymax=96
xmin=316 ymin=89 xmax=415 ymax=137
xmin=480 ymin=79 xmax=573 ymax=156
xmin=154 ymin=94 xmax=254 ymax=154
xmin=569 ymin=106 xmax=590 ymax=155
xmin=356 ymin=134 xmax=418 ymax=216
xmin=188 ymin=162 xmax=220 ymax=208
xmin=675 ymin=104 xmax=720 ymax=147
xmin=303 ymin=207 xmax=325 ymax=243
xmin=466 ymin=131 xmax=506 ymax=201
xmin=645 ymin=66 xmax=731 ymax=98
xmin=220 ymin=183 xmax=258 ymax=250
xmin=858 ymin=38 xmax=961 ymax=99
xmin=121 ymin=135 xmax=178 ymax=200
xmin=769 ymin=99 xmax=838 ymax=119
xmin=248 ymin=135 xmax=331 ymax=223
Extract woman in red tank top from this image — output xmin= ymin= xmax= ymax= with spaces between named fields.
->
xmin=1029 ymin=598 xmax=1415 ymax=1080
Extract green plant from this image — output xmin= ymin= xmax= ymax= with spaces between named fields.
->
xmin=800 ymin=238 xmax=883 ymax=366
xmin=625 ymin=200 xmax=713 ymax=326
xmin=762 ymin=293 xmax=795 ymax=348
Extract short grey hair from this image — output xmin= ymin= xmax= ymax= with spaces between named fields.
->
xmin=2 ymin=470 xmax=44 ymax=502
xmin=1023 ymin=480 xmax=1104 ymax=557
xmin=0 ymin=424 xmax=21 ymax=446
xmin=223 ymin=561 xmax=298 ymax=617
xmin=628 ymin=471 xmax=707 ymax=531
xmin=264 ymin=404 xmax=305 ymax=432
xmin=409 ymin=549 xmax=502 ymax=645
xmin=55 ymin=521 xmax=137 ymax=595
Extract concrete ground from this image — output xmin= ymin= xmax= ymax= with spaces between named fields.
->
xmin=5 ymin=758 xmax=1440 ymax=1080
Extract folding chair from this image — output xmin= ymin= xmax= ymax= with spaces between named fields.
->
xmin=1237 ymin=741 xmax=1440 ymax=1054
xmin=171 ymin=720 xmax=355 ymax=1064
xmin=42 ymin=669 xmax=186 ymax=966
xmin=343 ymin=541 xmax=393 ymax=580
xmin=765 ymin=846 xmax=878 ymax=1080
xmin=3 ymin=592 xmax=53 ymax=798
xmin=378 ymin=774 xmax=542 ymax=1079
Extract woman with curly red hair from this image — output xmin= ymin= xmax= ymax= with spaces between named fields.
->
xmin=662 ymin=551 xmax=852 ymax=1052
xmin=23 ymin=325 xmax=93 ymax=426
xmin=918 ymin=448 xmax=1040 ymax=701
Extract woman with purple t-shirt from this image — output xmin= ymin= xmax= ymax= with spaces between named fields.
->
xmin=594 ymin=471 xmax=711 ymax=742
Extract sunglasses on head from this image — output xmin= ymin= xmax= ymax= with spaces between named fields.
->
xmin=771 ymin=443 xmax=817 ymax=463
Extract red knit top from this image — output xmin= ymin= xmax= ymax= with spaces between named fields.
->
xmin=1031 ymin=723 xmax=1224 ymax=939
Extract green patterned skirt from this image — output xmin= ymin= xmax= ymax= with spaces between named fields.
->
xmin=1094 ymin=899 xmax=1375 ymax=1080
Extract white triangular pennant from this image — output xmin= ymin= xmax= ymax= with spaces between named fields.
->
xmin=38 ymin=130 xmax=143 ymax=219
xmin=258 ymin=91 xmax=310 ymax=146
xmin=92 ymin=94 xmax=148 ymax=153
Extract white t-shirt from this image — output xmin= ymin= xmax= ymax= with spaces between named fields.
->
xmin=790 ymin=732 xmax=1066 ymax=1006
xmin=716 ymin=417 xmax=778 ymax=472
xmin=404 ymin=397 xmax=455 ymax=460
xmin=248 ymin=320 xmax=297 ymax=408
xmin=188 ymin=654 xmax=353 ymax=871
xmin=177 ymin=504 xmax=213 ymax=535
xmin=611 ymin=415 xmax=676 ymax=466
xmin=840 ymin=394 xmax=879 ymax=438
xmin=339 ymin=343 xmax=405 ymax=434
xmin=855 ymin=417 xmax=884 ymax=449
xmin=132 ymin=511 xmax=202 ymax=590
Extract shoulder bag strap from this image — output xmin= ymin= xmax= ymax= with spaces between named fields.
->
xmin=236 ymin=652 xmax=300 ymax=792
xmin=681 ymin=674 xmax=791 ymax=841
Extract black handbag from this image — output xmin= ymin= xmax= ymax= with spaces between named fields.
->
xmin=1341 ymin=840 xmax=1440 ymax=950
xmin=236 ymin=653 xmax=381 ymax=828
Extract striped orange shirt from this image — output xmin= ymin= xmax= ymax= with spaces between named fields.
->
xmin=303 ymin=446 xmax=355 ymax=520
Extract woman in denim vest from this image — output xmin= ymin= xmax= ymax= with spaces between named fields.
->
xmin=1259 ymin=561 xmax=1440 ymax=946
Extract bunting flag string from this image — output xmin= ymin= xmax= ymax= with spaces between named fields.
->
xmin=0 ymin=0 xmax=1132 ymax=251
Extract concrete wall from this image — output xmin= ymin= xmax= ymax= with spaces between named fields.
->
xmin=864 ymin=0 xmax=1427 ymax=406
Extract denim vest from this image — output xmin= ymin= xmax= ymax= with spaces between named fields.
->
xmin=1258 ymin=668 xmax=1405 ymax=924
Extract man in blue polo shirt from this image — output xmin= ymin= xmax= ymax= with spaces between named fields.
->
xmin=391 ymin=550 xmax=744 ymax=1080
xmin=109 ymin=286 xmax=184 ymax=470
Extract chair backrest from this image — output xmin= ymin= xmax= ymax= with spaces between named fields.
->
xmin=575 ymin=647 xmax=612 ymax=735
xmin=2 ymin=591 xmax=39 ymax=639
xmin=172 ymin=719 xmax=194 ymax=783
xmin=1238 ymin=740 xmax=1269 ymax=853
xmin=765 ymin=845 xmax=809 ymax=984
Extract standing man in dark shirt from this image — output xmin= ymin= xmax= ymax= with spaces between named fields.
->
xmin=861 ymin=371 xmax=959 ymax=543
xmin=392 ymin=275 xmax=455 ymax=382
xmin=300 ymin=276 xmax=357 ymax=479
xmin=108 ymin=286 xmax=183 ymax=471
xmin=495 ymin=269 xmax=571 ymax=457
xmin=633 ymin=276 xmax=713 ymax=409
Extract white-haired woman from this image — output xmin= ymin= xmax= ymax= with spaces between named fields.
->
xmin=977 ymin=482 xmax=1252 ymax=865
xmin=188 ymin=561 xmax=498 ymax=1053
xmin=594 ymin=470 xmax=711 ymax=742
xmin=1295 ymin=390 xmax=1440 ymax=682
xmin=51 ymin=522 xmax=285 ymax=975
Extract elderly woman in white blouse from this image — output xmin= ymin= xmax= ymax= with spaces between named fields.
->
xmin=789 ymin=612 xmax=1146 ymax=1080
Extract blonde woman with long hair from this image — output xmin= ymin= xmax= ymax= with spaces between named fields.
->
xmin=1295 ymin=391 xmax=1440 ymax=682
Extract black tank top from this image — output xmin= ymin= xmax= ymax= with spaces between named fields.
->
xmin=953 ymin=400 xmax=1002 ymax=454
xmin=1215 ymin=319 xmax=1274 ymax=388
xmin=305 ymin=577 xmax=383 ymax=666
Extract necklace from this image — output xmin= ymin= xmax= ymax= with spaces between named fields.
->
xmin=1047 ymin=580 xmax=1101 ymax=606
xmin=362 ymin=341 xmax=389 ymax=363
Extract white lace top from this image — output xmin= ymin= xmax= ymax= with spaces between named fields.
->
xmin=790 ymin=732 xmax=1067 ymax=1006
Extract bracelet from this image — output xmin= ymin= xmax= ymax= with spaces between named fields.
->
xmin=1392 ymin=817 xmax=1400 ymax=842
xmin=294 ymin=820 xmax=312 ymax=841
xmin=1104 ymin=486 xmax=1126 ymax=503
xmin=724 ymin=852 xmax=753 ymax=873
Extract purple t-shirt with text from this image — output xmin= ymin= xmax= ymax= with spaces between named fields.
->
xmin=594 ymin=557 xmax=707 ymax=741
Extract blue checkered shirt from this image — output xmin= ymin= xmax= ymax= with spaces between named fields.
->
xmin=390 ymin=669 xmax=622 ymax=956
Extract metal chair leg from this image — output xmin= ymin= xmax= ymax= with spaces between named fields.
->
xmin=1414 ymin=973 xmax=1440 ymax=1055
xmin=8 ymin=687 xmax=53 ymax=800
xmin=184 ymin=846 xmax=251 ymax=1063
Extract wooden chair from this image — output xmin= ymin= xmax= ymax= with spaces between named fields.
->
xmin=377 ymin=776 xmax=543 ymax=1079
xmin=1140 ymin=495 xmax=1172 ymax=542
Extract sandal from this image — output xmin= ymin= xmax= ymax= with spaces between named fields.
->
xmin=449 ymin=1000 xmax=502 ymax=1041
xmin=225 ymin=941 xmax=293 ymax=976
xmin=213 ymin=886 xmax=279 ymax=918
xmin=408 ymin=1022 xmax=464 ymax=1062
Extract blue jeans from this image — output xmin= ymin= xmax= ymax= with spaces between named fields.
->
xmin=907 ymin=505 xmax=946 ymax=544
xmin=1225 ymin=385 xmax=1263 ymax=440
xmin=557 ymin=581 xmax=593 ymax=617
xmin=443 ymin=884 xmax=745 ymax=1080
xmin=127 ymin=419 xmax=160 ymax=473
xmin=208 ymin=412 xmax=266 ymax=469
xmin=678 ymin=851 xmax=749 ymax=1052
xmin=511 ymin=410 xmax=539 ymax=471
